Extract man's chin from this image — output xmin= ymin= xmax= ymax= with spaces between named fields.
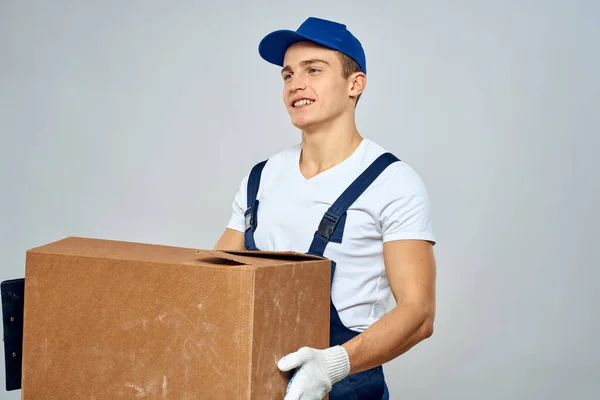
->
xmin=291 ymin=117 xmax=320 ymax=131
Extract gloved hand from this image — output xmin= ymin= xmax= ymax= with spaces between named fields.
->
xmin=277 ymin=345 xmax=351 ymax=400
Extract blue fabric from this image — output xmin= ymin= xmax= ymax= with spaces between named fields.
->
xmin=258 ymin=17 xmax=367 ymax=74
xmin=330 ymin=366 xmax=388 ymax=400
xmin=242 ymin=152 xmax=400 ymax=399
xmin=307 ymin=152 xmax=400 ymax=258
xmin=244 ymin=159 xmax=267 ymax=251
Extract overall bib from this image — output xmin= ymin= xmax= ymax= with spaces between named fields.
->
xmin=243 ymin=152 xmax=400 ymax=400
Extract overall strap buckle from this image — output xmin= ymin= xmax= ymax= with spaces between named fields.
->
xmin=316 ymin=211 xmax=340 ymax=240
xmin=307 ymin=152 xmax=400 ymax=258
xmin=244 ymin=201 xmax=259 ymax=232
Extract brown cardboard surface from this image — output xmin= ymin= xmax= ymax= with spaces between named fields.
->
xmin=21 ymin=237 xmax=331 ymax=399
xmin=195 ymin=249 xmax=325 ymax=266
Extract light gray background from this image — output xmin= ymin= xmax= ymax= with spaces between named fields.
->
xmin=1 ymin=1 xmax=599 ymax=399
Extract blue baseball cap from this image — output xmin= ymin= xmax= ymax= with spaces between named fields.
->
xmin=258 ymin=17 xmax=367 ymax=74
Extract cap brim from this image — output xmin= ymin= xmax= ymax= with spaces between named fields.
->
xmin=258 ymin=30 xmax=313 ymax=67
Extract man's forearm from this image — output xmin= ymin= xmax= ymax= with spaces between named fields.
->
xmin=341 ymin=302 xmax=434 ymax=374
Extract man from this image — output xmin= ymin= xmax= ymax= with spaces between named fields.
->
xmin=214 ymin=16 xmax=437 ymax=400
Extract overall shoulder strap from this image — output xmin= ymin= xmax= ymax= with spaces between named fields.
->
xmin=246 ymin=160 xmax=268 ymax=210
xmin=308 ymin=152 xmax=400 ymax=257
xmin=244 ymin=159 xmax=267 ymax=250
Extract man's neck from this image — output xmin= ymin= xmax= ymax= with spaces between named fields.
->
xmin=299 ymin=116 xmax=363 ymax=180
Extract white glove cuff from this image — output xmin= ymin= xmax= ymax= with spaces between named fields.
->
xmin=324 ymin=345 xmax=351 ymax=385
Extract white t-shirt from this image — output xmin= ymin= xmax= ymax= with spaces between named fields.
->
xmin=227 ymin=138 xmax=436 ymax=332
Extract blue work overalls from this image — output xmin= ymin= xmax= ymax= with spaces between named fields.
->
xmin=243 ymin=152 xmax=400 ymax=400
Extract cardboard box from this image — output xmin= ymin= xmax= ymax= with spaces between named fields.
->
xmin=21 ymin=237 xmax=331 ymax=399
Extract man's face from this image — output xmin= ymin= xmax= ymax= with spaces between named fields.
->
xmin=281 ymin=41 xmax=355 ymax=131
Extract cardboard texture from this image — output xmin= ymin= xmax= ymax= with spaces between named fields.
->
xmin=21 ymin=237 xmax=331 ymax=399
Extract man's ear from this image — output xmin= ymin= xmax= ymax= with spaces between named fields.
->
xmin=349 ymin=73 xmax=367 ymax=98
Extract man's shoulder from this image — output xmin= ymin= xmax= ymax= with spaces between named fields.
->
xmin=359 ymin=138 xmax=403 ymax=166
xmin=248 ymin=142 xmax=300 ymax=169
xmin=361 ymin=139 xmax=429 ymax=195
xmin=268 ymin=142 xmax=302 ymax=163
xmin=240 ymin=143 xmax=300 ymax=185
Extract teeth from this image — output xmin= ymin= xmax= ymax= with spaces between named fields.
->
xmin=294 ymin=99 xmax=314 ymax=107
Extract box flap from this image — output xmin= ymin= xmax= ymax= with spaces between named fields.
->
xmin=194 ymin=250 xmax=252 ymax=266
xmin=195 ymin=250 xmax=325 ymax=267
xmin=224 ymin=250 xmax=324 ymax=261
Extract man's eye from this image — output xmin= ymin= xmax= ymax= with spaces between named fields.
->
xmin=284 ymin=74 xmax=292 ymax=80
xmin=309 ymin=68 xmax=320 ymax=73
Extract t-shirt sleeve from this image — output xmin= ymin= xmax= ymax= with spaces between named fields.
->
xmin=226 ymin=174 xmax=249 ymax=233
xmin=379 ymin=162 xmax=436 ymax=245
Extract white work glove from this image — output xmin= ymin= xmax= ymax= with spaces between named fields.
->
xmin=277 ymin=345 xmax=351 ymax=400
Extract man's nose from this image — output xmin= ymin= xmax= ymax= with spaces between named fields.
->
xmin=289 ymin=77 xmax=306 ymax=92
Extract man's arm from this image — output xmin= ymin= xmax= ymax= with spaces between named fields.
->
xmin=341 ymin=239 xmax=436 ymax=374
xmin=277 ymin=239 xmax=436 ymax=398
xmin=213 ymin=228 xmax=246 ymax=251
